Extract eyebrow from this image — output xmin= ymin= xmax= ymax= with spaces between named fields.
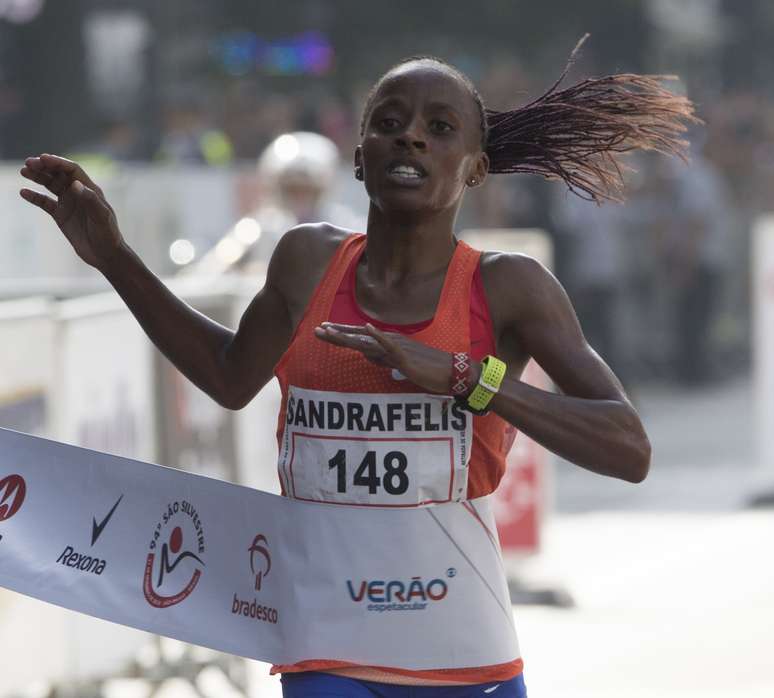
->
xmin=426 ymin=102 xmax=463 ymax=120
xmin=371 ymin=97 xmax=463 ymax=120
xmin=370 ymin=96 xmax=407 ymax=112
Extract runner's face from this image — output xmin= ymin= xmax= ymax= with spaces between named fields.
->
xmin=358 ymin=64 xmax=487 ymax=217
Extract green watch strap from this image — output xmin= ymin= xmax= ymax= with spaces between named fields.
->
xmin=467 ymin=355 xmax=507 ymax=412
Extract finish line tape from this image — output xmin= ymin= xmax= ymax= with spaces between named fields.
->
xmin=0 ymin=427 xmax=519 ymax=669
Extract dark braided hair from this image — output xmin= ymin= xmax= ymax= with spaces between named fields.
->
xmin=360 ymin=36 xmax=700 ymax=203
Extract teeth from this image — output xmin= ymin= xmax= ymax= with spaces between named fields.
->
xmin=390 ymin=165 xmax=423 ymax=178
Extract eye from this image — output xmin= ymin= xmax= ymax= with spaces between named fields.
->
xmin=430 ymin=119 xmax=454 ymax=134
xmin=378 ymin=117 xmax=401 ymax=131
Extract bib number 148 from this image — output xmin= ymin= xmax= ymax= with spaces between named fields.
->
xmin=328 ymin=449 xmax=409 ymax=495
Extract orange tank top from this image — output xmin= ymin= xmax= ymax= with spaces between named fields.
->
xmin=271 ymin=233 xmax=523 ymax=684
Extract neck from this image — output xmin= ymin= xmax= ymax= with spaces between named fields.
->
xmin=363 ymin=204 xmax=458 ymax=285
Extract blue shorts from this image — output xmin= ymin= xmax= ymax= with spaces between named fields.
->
xmin=281 ymin=671 xmax=528 ymax=697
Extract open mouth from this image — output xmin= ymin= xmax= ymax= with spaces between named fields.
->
xmin=386 ymin=160 xmax=427 ymax=183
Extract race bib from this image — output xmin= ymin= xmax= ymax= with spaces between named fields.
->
xmin=278 ymin=387 xmax=472 ymax=506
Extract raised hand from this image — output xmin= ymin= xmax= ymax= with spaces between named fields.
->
xmin=19 ymin=154 xmax=124 ymax=270
xmin=314 ymin=322 xmax=471 ymax=394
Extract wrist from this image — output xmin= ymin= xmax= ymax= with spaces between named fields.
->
xmin=466 ymin=360 xmax=482 ymax=398
xmin=449 ymin=352 xmax=480 ymax=397
xmin=458 ymin=355 xmax=507 ymax=415
xmin=96 ymin=238 xmax=132 ymax=276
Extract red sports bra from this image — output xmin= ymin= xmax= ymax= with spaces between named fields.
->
xmin=329 ymin=241 xmax=497 ymax=360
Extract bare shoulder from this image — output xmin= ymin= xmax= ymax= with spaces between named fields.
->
xmin=271 ymin=221 xmax=352 ymax=267
xmin=267 ymin=222 xmax=355 ymax=322
xmin=478 ymin=250 xmax=562 ymax=329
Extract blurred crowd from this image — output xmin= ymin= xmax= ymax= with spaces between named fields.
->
xmin=73 ymin=57 xmax=772 ymax=391
xmin=459 ymin=65 xmax=774 ymax=389
xmin=7 ymin=5 xmax=774 ymax=390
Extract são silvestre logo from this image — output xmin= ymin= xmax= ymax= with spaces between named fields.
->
xmin=144 ymin=500 xmax=206 ymax=608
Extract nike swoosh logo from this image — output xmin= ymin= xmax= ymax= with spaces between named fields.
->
xmin=91 ymin=494 xmax=123 ymax=546
xmin=483 ymin=685 xmax=501 ymax=694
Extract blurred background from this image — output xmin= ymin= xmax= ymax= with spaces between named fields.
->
xmin=1 ymin=1 xmax=773 ymax=697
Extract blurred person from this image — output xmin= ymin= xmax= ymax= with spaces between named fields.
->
xmin=315 ymin=94 xmax=357 ymax=154
xmin=252 ymin=93 xmax=299 ymax=155
xmin=156 ymin=93 xmax=233 ymax=167
xmin=19 ymin=40 xmax=697 ymax=697
xmin=551 ymin=188 xmax=626 ymax=381
xmin=256 ymin=131 xmax=363 ymax=231
xmin=187 ymin=131 xmax=365 ymax=277
xmin=613 ymin=152 xmax=674 ymax=379
xmin=703 ymin=93 xmax=772 ymax=211
xmin=64 ymin=118 xmax=143 ymax=177
xmin=654 ymin=147 xmax=732 ymax=385
xmin=702 ymin=94 xmax=774 ymax=369
xmin=68 ymin=118 xmax=141 ymax=163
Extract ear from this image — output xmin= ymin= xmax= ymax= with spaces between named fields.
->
xmin=477 ymin=152 xmax=490 ymax=181
xmin=466 ymin=151 xmax=489 ymax=188
xmin=353 ymin=145 xmax=364 ymax=181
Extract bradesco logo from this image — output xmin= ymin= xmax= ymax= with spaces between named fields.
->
xmin=231 ymin=533 xmax=279 ymax=625
xmin=347 ymin=570 xmax=453 ymax=613
xmin=144 ymin=500 xmax=206 ymax=609
xmin=248 ymin=534 xmax=271 ymax=591
xmin=0 ymin=474 xmax=26 ymax=542
xmin=55 ymin=494 xmax=123 ymax=576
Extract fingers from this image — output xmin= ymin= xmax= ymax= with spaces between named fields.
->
xmin=19 ymin=179 xmax=111 ymax=225
xmin=315 ymin=324 xmax=382 ymax=351
xmin=314 ymin=324 xmax=397 ymax=370
xmin=319 ymin=322 xmax=372 ymax=336
xmin=26 ymin=153 xmax=78 ymax=173
xmin=365 ymin=323 xmax=397 ymax=353
xmin=20 ymin=165 xmax=71 ymax=196
xmin=24 ymin=154 xmax=103 ymax=195
xmin=315 ymin=324 xmax=367 ymax=345
xmin=19 ymin=187 xmax=58 ymax=216
xmin=318 ymin=322 xmax=401 ymax=347
xmin=315 ymin=323 xmax=402 ymax=354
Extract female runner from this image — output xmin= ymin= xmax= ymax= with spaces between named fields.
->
xmin=20 ymin=44 xmax=696 ymax=698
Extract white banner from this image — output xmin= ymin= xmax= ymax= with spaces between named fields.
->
xmin=0 ymin=427 xmax=519 ymax=670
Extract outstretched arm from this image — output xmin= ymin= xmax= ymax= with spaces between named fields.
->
xmin=20 ymin=154 xmax=294 ymax=409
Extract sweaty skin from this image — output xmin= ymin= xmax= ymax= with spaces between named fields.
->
xmin=19 ymin=61 xmax=650 ymax=484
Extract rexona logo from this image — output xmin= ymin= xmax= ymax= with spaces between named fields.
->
xmin=144 ymin=500 xmax=206 ymax=609
xmin=0 ymin=474 xmax=26 ymax=542
xmin=55 ymin=494 xmax=123 ymax=576
xmin=347 ymin=573 xmax=452 ymax=613
xmin=231 ymin=533 xmax=279 ymax=625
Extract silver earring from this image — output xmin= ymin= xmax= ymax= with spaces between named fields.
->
xmin=355 ymin=166 xmax=364 ymax=181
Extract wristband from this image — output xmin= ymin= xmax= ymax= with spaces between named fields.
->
xmin=450 ymin=352 xmax=473 ymax=396
xmin=466 ymin=355 xmax=507 ymax=413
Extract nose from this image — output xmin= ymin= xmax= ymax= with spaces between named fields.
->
xmin=395 ymin=118 xmax=426 ymax=151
